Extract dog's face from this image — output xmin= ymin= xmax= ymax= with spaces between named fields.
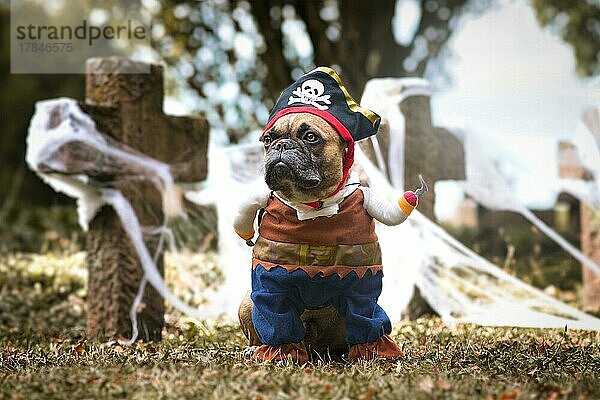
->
xmin=262 ymin=113 xmax=346 ymax=203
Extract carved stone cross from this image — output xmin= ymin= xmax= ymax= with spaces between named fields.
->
xmin=80 ymin=57 xmax=208 ymax=340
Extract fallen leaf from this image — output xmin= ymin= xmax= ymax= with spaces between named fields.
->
xmin=419 ymin=375 xmax=434 ymax=394
xmin=435 ymin=376 xmax=451 ymax=390
xmin=499 ymin=389 xmax=519 ymax=400
xmin=202 ymin=369 xmax=219 ymax=378
xmin=434 ymin=369 xmax=451 ymax=390
xmin=361 ymin=385 xmax=378 ymax=400
xmin=73 ymin=342 xmax=85 ymax=354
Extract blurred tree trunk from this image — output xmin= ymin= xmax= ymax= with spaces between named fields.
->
xmin=252 ymin=0 xmax=467 ymax=100
xmin=0 ymin=7 xmax=85 ymax=208
xmin=299 ymin=0 xmax=404 ymax=97
xmin=250 ymin=1 xmax=294 ymax=104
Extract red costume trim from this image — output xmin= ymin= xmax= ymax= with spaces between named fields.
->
xmin=252 ymin=258 xmax=383 ymax=280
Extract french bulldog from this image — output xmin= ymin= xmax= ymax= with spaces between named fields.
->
xmin=233 ymin=67 xmax=418 ymax=363
xmin=238 ymin=113 xmax=351 ymax=356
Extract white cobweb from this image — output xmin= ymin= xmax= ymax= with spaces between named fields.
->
xmin=556 ymin=104 xmax=600 ymax=209
xmin=26 ymin=82 xmax=600 ymax=344
xmin=26 ymin=98 xmax=249 ymax=344
xmin=356 ymin=148 xmax=600 ymax=329
xmin=360 ymin=78 xmax=600 ymax=330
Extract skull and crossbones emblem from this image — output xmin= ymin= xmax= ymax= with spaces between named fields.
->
xmin=287 ymin=79 xmax=331 ymax=110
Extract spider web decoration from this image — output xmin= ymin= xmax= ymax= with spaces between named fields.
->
xmin=359 ymin=78 xmax=600 ymax=329
xmin=355 ymin=148 xmax=600 ymax=329
xmin=27 ymin=98 xmax=245 ymax=344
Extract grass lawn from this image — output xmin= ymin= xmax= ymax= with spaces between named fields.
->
xmin=1 ymin=252 xmax=599 ymax=399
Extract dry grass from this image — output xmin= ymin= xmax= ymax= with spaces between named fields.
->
xmin=1 ymin=252 xmax=599 ymax=399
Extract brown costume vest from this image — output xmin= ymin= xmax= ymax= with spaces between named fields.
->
xmin=252 ymin=189 xmax=383 ymax=279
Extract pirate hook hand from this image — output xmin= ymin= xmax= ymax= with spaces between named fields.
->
xmin=399 ymin=174 xmax=428 ymax=215
xmin=400 ymin=191 xmax=418 ymax=212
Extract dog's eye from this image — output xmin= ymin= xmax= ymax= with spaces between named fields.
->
xmin=263 ymin=135 xmax=272 ymax=147
xmin=304 ymin=132 xmax=318 ymax=143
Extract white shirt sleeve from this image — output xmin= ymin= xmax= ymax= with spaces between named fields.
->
xmin=360 ymin=186 xmax=409 ymax=226
xmin=233 ymin=186 xmax=271 ymax=239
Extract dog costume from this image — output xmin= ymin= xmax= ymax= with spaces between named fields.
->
xmin=234 ymin=67 xmax=418 ymax=363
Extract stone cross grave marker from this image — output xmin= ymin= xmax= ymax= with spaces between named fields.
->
xmin=558 ymin=138 xmax=600 ymax=311
xmin=81 ymin=57 xmax=208 ymax=340
xmin=360 ymin=83 xmax=465 ymax=319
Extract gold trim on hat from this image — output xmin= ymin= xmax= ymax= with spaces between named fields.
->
xmin=312 ymin=66 xmax=379 ymax=127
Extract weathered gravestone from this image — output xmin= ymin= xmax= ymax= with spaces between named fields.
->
xmin=558 ymin=136 xmax=600 ymax=311
xmin=80 ymin=57 xmax=209 ymax=340
xmin=360 ymin=80 xmax=465 ymax=319
xmin=581 ymin=202 xmax=600 ymax=310
xmin=74 ymin=57 xmax=208 ymax=340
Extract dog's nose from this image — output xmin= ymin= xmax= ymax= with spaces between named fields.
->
xmin=271 ymin=139 xmax=296 ymax=151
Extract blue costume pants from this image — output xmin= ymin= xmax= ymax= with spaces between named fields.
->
xmin=251 ymin=265 xmax=392 ymax=346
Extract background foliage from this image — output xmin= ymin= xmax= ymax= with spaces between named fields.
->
xmin=1 ymin=0 xmax=597 ymax=209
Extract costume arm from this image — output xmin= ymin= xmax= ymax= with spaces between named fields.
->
xmin=360 ymin=187 xmax=418 ymax=226
xmin=233 ymin=187 xmax=271 ymax=240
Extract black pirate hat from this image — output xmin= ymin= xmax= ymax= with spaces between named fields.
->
xmin=261 ymin=67 xmax=381 ymax=204
xmin=262 ymin=67 xmax=381 ymax=143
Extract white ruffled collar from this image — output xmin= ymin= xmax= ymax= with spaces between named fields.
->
xmin=273 ymin=173 xmax=360 ymax=221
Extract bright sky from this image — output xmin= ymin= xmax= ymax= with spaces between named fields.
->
xmin=432 ymin=0 xmax=599 ymax=215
